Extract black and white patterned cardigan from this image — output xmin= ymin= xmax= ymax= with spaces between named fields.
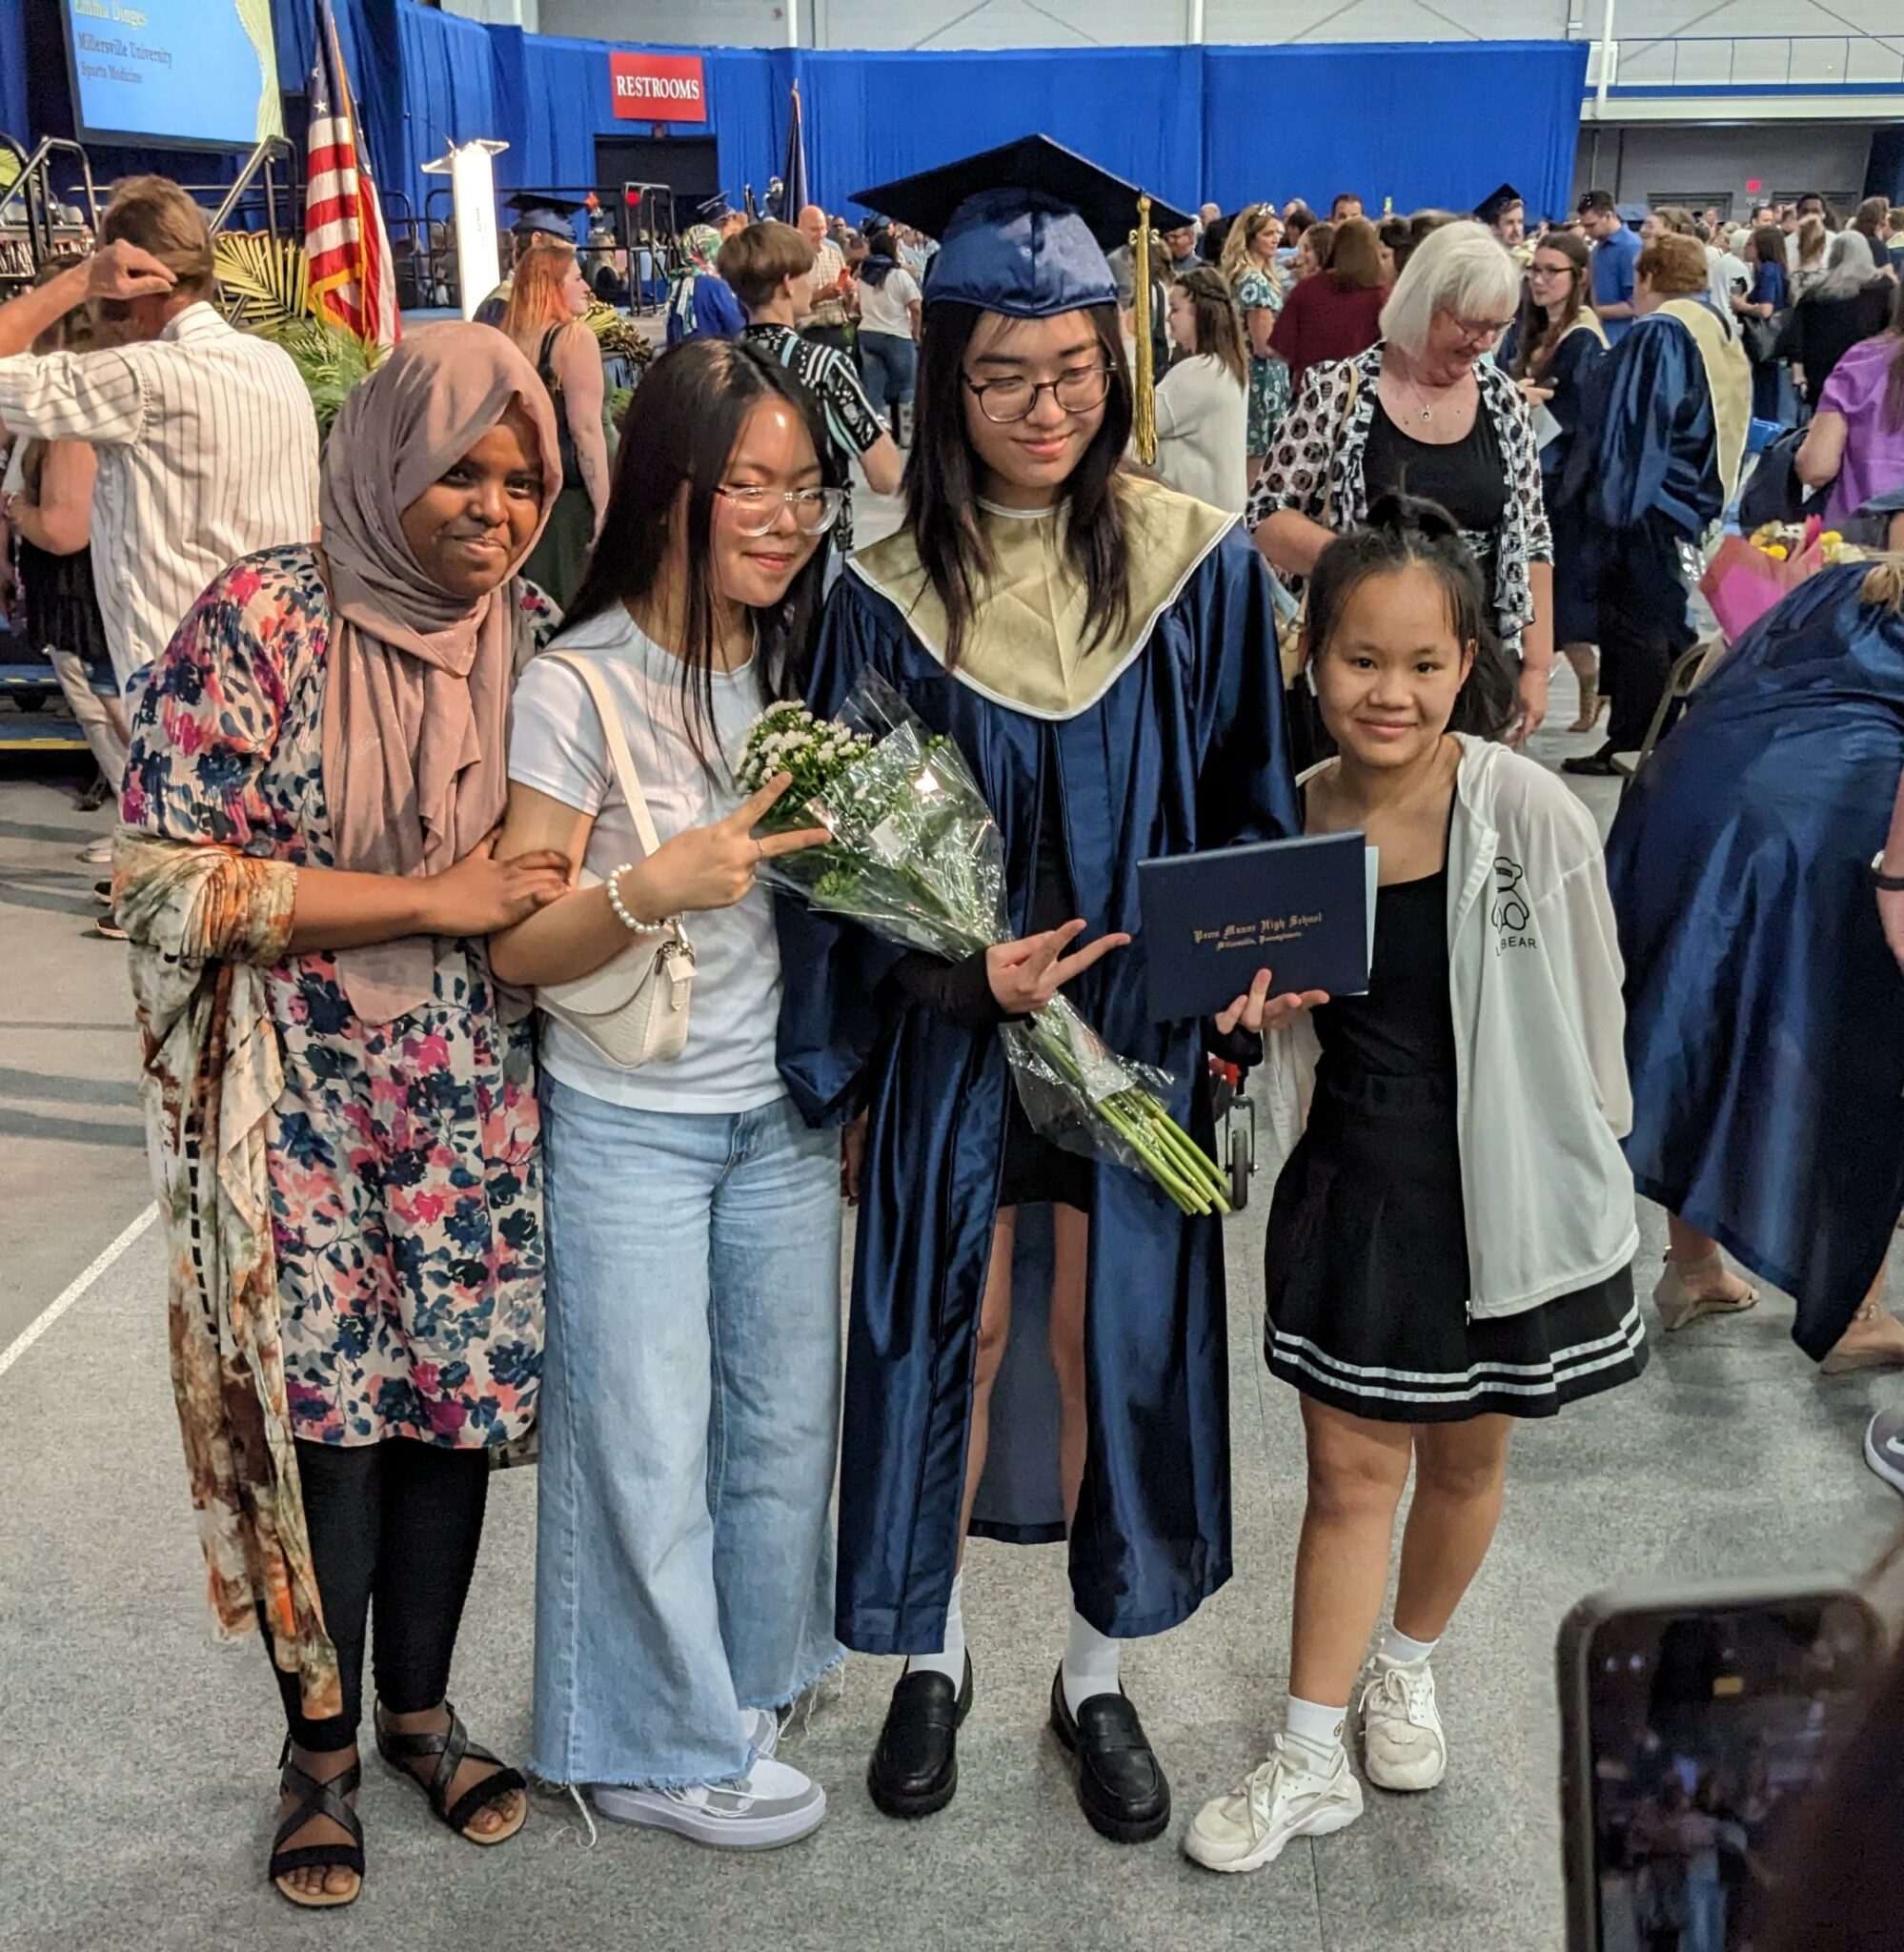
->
xmin=1244 ymin=343 xmax=1552 ymax=661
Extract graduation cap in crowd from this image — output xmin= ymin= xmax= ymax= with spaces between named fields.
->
xmin=852 ymin=135 xmax=1194 ymax=461
xmin=1474 ymin=182 xmax=1524 ymax=227
xmin=505 ymin=192 xmax=585 ymax=240
xmin=696 ymin=192 xmax=735 ymax=225
xmin=855 ymin=134 xmax=1192 ymax=315
xmin=1615 ymin=202 xmax=1648 ymax=226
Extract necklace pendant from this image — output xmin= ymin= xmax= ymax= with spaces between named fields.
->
xmin=1419 ymin=402 xmax=1432 ymax=423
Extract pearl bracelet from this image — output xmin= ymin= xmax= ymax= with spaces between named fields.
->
xmin=605 ymin=863 xmax=664 ymax=933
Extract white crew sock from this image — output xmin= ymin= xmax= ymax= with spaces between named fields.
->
xmin=1283 ymin=1693 xmax=1348 ymax=1772
xmin=1061 ymin=1608 xmax=1123 ymax=1717
xmin=1376 ymin=1624 xmax=1439 ymax=1668
xmin=908 ymin=1571 xmax=966 ymax=1684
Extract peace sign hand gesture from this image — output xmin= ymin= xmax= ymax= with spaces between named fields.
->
xmin=984 ymin=919 xmax=1131 ymax=1015
xmin=631 ymin=773 xmax=831 ymax=918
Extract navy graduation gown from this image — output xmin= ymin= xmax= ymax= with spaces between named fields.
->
xmin=1608 ymin=565 xmax=1904 ymax=1356
xmin=776 ymin=525 xmax=1298 ymax=1652
xmin=1560 ymin=308 xmax=1724 ymax=542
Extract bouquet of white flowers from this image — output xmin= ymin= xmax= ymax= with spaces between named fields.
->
xmin=739 ymin=676 xmax=1232 ymax=1215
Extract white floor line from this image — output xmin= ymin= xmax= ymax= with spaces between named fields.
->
xmin=0 ymin=1202 xmax=158 ymax=1381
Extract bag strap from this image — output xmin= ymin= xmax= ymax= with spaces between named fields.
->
xmin=540 ymin=652 xmax=664 ymax=858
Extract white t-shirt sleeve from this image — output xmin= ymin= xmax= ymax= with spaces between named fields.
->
xmin=896 ymin=269 xmax=922 ymax=308
xmin=507 ymin=654 xmax=613 ymax=816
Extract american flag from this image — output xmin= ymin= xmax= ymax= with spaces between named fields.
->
xmin=304 ymin=0 xmax=397 ymax=348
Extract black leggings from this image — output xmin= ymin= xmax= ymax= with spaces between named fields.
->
xmin=265 ymin=1438 xmax=491 ymax=1754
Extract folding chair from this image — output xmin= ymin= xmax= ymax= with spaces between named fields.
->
xmin=1613 ymin=640 xmax=1720 ymax=796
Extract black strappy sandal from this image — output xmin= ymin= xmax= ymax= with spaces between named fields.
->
xmin=269 ymin=1743 xmax=365 ymax=1909
xmin=374 ymin=1702 xmax=528 ymax=1846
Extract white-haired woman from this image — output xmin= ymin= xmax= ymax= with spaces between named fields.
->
xmin=1246 ymin=221 xmax=1553 ymax=749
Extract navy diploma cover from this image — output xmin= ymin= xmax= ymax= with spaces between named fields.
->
xmin=1138 ymin=831 xmax=1370 ymax=1020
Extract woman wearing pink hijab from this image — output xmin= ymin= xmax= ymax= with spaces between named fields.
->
xmin=115 ymin=325 xmax=570 ymax=1907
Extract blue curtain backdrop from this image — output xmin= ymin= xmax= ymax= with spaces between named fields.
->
xmin=4 ymin=8 xmax=1589 ymax=244
xmin=369 ymin=27 xmax=1589 ymax=228
xmin=800 ymin=47 xmax=1204 ymax=219
xmin=1202 ymin=42 xmax=1588 ymax=224
xmin=0 ymin=0 xmax=28 ymax=153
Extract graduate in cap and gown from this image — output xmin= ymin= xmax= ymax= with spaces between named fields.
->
xmin=1558 ymin=230 xmax=1749 ymax=778
xmin=475 ymin=194 xmax=586 ymax=328
xmin=1608 ymin=556 xmax=1904 ymax=1366
xmin=1474 ymin=183 xmax=1530 ymax=266
xmin=774 ymin=136 xmax=1300 ymax=1841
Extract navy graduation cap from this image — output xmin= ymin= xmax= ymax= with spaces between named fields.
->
xmin=504 ymin=192 xmax=586 ymax=239
xmin=852 ymin=133 xmax=1194 ymax=320
xmin=1474 ymin=182 xmax=1523 ymax=227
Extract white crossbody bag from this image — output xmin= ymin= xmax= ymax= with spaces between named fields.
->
xmin=533 ymin=652 xmax=695 ymax=1069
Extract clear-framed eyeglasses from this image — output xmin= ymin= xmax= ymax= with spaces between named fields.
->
xmin=713 ymin=484 xmax=847 ymax=536
xmin=962 ymin=366 xmax=1112 ymax=424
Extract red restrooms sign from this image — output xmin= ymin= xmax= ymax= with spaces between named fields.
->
xmin=609 ymin=52 xmax=708 ymax=124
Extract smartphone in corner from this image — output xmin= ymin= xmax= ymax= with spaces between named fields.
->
xmin=1558 ymin=1580 xmax=1884 ymax=1952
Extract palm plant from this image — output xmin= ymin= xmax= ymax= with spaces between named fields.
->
xmin=213 ymin=231 xmax=383 ymax=433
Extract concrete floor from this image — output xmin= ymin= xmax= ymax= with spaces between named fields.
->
xmin=2 ymin=656 xmax=1898 ymax=1952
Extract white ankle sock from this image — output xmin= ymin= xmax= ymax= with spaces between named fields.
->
xmin=1061 ymin=1608 xmax=1122 ymax=1716
xmin=908 ymin=1572 xmax=966 ymax=1684
xmin=1283 ymin=1694 xmax=1347 ymax=1771
xmin=1377 ymin=1625 xmax=1439 ymax=1667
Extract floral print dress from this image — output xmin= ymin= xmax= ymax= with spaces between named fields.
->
xmin=122 ymin=543 xmax=558 ymax=1450
xmin=1235 ymin=264 xmax=1292 ymax=456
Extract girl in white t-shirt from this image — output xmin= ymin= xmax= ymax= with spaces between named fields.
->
xmin=490 ymin=338 xmax=844 ymax=1850
xmin=855 ymin=227 xmax=923 ymax=444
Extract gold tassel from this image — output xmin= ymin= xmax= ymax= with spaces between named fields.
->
xmin=1131 ymin=192 xmax=1157 ymax=464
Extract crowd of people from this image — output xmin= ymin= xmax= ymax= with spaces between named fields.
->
xmin=0 ymin=140 xmax=1900 ymax=1935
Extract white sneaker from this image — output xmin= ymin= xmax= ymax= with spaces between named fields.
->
xmin=592 ymin=1756 xmax=825 ymax=1849
xmin=78 ymin=837 xmax=114 ymax=865
xmin=1184 ymin=1736 xmax=1363 ymax=1874
xmin=1359 ymin=1655 xmax=1448 ymax=1791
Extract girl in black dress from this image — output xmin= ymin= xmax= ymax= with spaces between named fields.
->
xmin=1509 ymin=232 xmax=1609 ymax=731
xmin=1186 ymin=496 xmax=1645 ymax=1877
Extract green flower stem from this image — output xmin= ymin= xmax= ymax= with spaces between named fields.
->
xmin=1017 ymin=1007 xmax=1230 ymax=1214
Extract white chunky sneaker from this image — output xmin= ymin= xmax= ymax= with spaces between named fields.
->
xmin=591 ymin=1756 xmax=825 ymax=1849
xmin=1184 ymin=1736 xmax=1363 ymax=1874
xmin=1358 ymin=1655 xmax=1448 ymax=1792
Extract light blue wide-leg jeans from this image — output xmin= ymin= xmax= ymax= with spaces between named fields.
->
xmin=531 ymin=1080 xmax=842 ymax=1789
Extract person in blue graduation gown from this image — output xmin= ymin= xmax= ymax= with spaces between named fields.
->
xmin=774 ymin=136 xmax=1300 ymax=1843
xmin=1607 ymin=559 xmax=1904 ymax=1363
xmin=1558 ymin=232 xmax=1749 ymax=778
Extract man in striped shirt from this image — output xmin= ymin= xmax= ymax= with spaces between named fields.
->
xmin=0 ymin=176 xmax=319 ymax=695
xmin=796 ymin=204 xmax=853 ymax=356
xmin=719 ymin=220 xmax=902 ymax=559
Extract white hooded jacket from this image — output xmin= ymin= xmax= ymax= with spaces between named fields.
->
xmin=1261 ymin=736 xmax=1639 ymax=1320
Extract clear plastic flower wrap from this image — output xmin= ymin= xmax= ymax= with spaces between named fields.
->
xmin=738 ymin=675 xmax=1231 ymax=1215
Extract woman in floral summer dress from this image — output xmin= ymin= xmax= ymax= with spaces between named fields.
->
xmin=1220 ymin=203 xmax=1292 ymax=478
xmin=116 ymin=326 xmax=571 ymax=1909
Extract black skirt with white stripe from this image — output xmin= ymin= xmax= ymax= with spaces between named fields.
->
xmin=1263 ymin=1065 xmax=1647 ymax=1422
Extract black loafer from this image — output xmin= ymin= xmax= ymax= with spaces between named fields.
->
xmin=1561 ymin=743 xmax=1622 ymax=777
xmin=867 ymin=1656 xmax=972 ymax=1819
xmin=1048 ymin=1665 xmax=1171 ymax=1843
